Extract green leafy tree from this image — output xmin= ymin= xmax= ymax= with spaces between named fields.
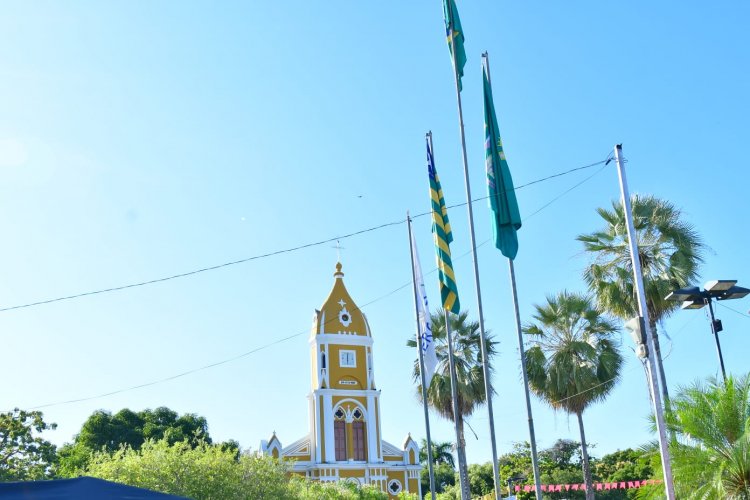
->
xmin=0 ymin=409 xmax=57 ymax=481
xmin=594 ymin=448 xmax=653 ymax=499
xmin=577 ymin=195 xmax=704 ymax=404
xmin=288 ymin=476 xmax=390 ymax=499
xmin=523 ymin=291 xmax=623 ymax=500
xmin=76 ymin=407 xmax=210 ymax=452
xmin=420 ymin=462 xmax=456 ymax=497
xmin=406 ymin=310 xmax=497 ymax=495
xmin=467 ymin=462 xmax=495 ymax=497
xmin=640 ymin=374 xmax=750 ymax=499
xmin=497 ymin=442 xmax=534 ymax=499
xmin=58 ymin=406 xmax=211 ymax=476
xmin=85 ymin=438 xmax=290 ymax=499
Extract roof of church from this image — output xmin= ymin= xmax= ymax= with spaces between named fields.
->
xmin=312 ymin=262 xmax=369 ymax=336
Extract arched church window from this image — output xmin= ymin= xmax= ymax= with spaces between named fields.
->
xmin=334 ymin=420 xmax=346 ymax=461
xmin=352 ymin=420 xmax=366 ymax=461
xmin=352 ymin=408 xmax=363 ymax=420
xmin=334 ymin=408 xmax=345 ymax=420
xmin=321 ymin=353 xmax=326 ymax=369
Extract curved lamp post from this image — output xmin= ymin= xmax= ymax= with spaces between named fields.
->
xmin=666 ymin=280 xmax=749 ymax=381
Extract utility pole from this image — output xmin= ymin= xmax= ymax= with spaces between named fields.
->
xmin=613 ymin=144 xmax=675 ymax=499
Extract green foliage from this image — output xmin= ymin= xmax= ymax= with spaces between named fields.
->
xmin=495 ymin=441 xmax=652 ymax=500
xmin=435 ymin=483 xmax=461 ymax=500
xmin=577 ymin=195 xmax=704 ymax=326
xmin=523 ymin=292 xmax=622 ymax=415
xmin=57 ymin=406 xmax=211 ymax=476
xmin=467 ymin=461 xmax=494 ymax=496
xmin=0 ymin=409 xmax=57 ymax=481
xmin=523 ymin=291 xmax=623 ymax=498
xmin=406 ymin=310 xmax=497 ymax=422
xmin=85 ymin=438 xmax=290 ymax=499
xmin=578 ymin=195 xmax=705 ymax=404
xmin=639 ymin=374 xmax=750 ymax=499
xmin=419 ymin=439 xmax=455 ymax=468
xmin=421 ymin=462 xmax=457 ymax=496
xmin=77 ymin=407 xmax=210 ymax=452
xmin=288 ymin=476 xmax=389 ymax=499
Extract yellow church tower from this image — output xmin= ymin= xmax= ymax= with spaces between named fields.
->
xmin=261 ymin=263 xmax=421 ymax=498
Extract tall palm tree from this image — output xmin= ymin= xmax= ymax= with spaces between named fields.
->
xmin=406 ymin=310 xmax=497 ymax=492
xmin=523 ymin=291 xmax=623 ymax=500
xmin=577 ymin=194 xmax=704 ymax=404
xmin=640 ymin=374 xmax=750 ymax=499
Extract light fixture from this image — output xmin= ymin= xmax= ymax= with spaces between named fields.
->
xmin=664 ymin=286 xmax=702 ymax=302
xmin=704 ymin=280 xmax=737 ymax=292
xmin=680 ymin=299 xmax=705 ymax=310
xmin=666 ymin=279 xmax=748 ymax=382
xmin=717 ymin=286 xmax=750 ymax=301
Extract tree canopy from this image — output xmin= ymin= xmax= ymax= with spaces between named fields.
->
xmin=0 ymin=409 xmax=57 ymax=481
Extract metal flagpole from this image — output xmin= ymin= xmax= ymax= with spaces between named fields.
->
xmin=444 ymin=9 xmax=502 ymax=500
xmin=407 ymin=213 xmax=437 ymax=500
xmin=509 ymin=260 xmax=543 ymax=498
xmin=613 ymin=144 xmax=675 ymax=499
xmin=444 ymin=310 xmax=470 ymax=500
xmin=481 ymin=51 xmax=542 ymax=500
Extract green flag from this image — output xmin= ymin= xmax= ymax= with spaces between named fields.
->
xmin=483 ymin=59 xmax=521 ymax=259
xmin=443 ymin=0 xmax=467 ymax=91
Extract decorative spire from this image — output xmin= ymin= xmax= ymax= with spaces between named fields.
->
xmin=334 ymin=262 xmax=344 ymax=278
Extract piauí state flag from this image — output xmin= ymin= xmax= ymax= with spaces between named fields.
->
xmin=443 ymin=0 xmax=467 ymax=90
xmin=427 ymin=137 xmax=461 ymax=315
xmin=411 ymin=227 xmax=439 ymax=387
xmin=483 ymin=59 xmax=522 ymax=259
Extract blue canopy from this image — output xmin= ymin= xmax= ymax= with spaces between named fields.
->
xmin=0 ymin=476 xmax=190 ymax=499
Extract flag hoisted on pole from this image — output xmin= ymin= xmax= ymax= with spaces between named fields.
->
xmin=426 ymin=132 xmax=470 ymax=500
xmin=483 ymin=58 xmax=522 ymax=260
xmin=428 ymin=135 xmax=460 ymax=316
xmin=411 ymin=226 xmax=439 ymax=385
xmin=442 ymin=1 xmax=502 ymax=498
xmin=407 ymin=212 xmax=437 ymax=500
xmin=443 ymin=0 xmax=467 ymax=91
xmin=482 ymin=51 xmax=543 ymax=499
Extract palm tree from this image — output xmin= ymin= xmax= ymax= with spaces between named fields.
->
xmin=406 ymin=310 xmax=497 ymax=493
xmin=419 ymin=439 xmax=455 ymax=469
xmin=640 ymin=374 xmax=750 ymax=499
xmin=523 ymin=291 xmax=623 ymax=500
xmin=577 ymin=194 xmax=704 ymax=404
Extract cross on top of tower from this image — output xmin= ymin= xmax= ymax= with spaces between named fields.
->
xmin=332 ymin=240 xmax=345 ymax=262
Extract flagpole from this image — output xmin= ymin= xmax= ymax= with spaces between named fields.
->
xmin=407 ymin=212 xmax=437 ymax=500
xmin=509 ymin=259 xmax=543 ymax=497
xmin=613 ymin=144 xmax=675 ymax=499
xmin=444 ymin=7 xmax=502 ymax=500
xmin=482 ymin=51 xmax=543 ymax=500
xmin=444 ymin=309 xmax=470 ymax=500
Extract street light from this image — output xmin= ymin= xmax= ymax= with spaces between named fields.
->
xmin=506 ymin=475 xmax=526 ymax=499
xmin=665 ymin=280 xmax=750 ymax=381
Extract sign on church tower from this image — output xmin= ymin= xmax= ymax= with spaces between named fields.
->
xmin=261 ymin=263 xmax=421 ymax=498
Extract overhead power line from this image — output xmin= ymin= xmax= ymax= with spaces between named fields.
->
xmin=0 ymin=156 xmax=609 ymax=314
xmin=20 ymin=159 xmax=610 ymax=411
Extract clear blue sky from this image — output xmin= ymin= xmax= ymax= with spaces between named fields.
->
xmin=1 ymin=1 xmax=749 ymax=466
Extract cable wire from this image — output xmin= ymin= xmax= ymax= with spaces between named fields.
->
xmin=716 ymin=301 xmax=750 ymax=320
xmin=0 ymin=156 xmax=610 ymax=314
xmin=18 ymin=156 xmax=608 ymax=410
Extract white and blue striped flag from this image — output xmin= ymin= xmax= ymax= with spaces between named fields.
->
xmin=411 ymin=229 xmax=439 ymax=386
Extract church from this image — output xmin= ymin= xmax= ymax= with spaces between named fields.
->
xmin=261 ymin=263 xmax=422 ymax=498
